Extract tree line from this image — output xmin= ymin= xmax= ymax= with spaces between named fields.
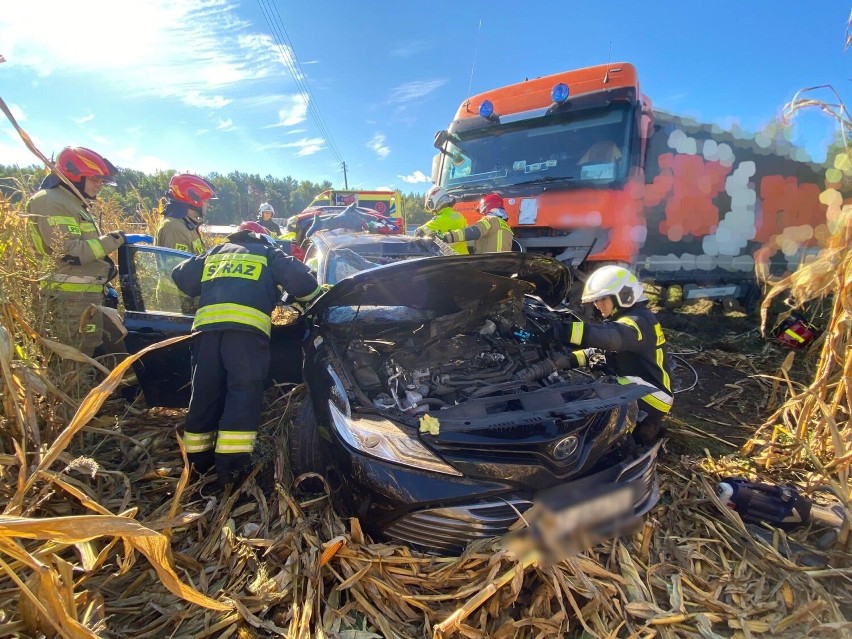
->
xmin=0 ymin=163 xmax=432 ymax=227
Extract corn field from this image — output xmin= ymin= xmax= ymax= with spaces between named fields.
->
xmin=0 ymin=158 xmax=851 ymax=637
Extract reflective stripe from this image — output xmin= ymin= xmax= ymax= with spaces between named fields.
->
xmin=296 ymin=284 xmax=322 ymax=302
xmin=48 ymin=216 xmax=79 ymax=227
xmin=29 ymin=223 xmax=48 ymax=255
xmin=192 ymin=303 xmax=272 ymax=336
xmin=79 ymin=222 xmax=97 ymax=233
xmin=174 ymin=242 xmax=190 ymax=252
xmin=573 ymin=349 xmax=587 ymax=367
xmin=657 ymin=348 xmax=671 ymax=392
xmin=192 ymin=238 xmax=204 ymax=254
xmin=570 ymin=322 xmax=584 ymax=345
xmin=202 ymin=253 xmax=268 ymax=282
xmin=215 ymin=430 xmax=257 ymax=454
xmin=616 ymin=316 xmax=642 ymax=341
xmin=618 ymin=376 xmax=673 ymax=413
xmin=84 ymin=323 xmax=97 ymax=333
xmin=87 ymin=238 xmax=106 ymax=259
xmin=654 ymin=323 xmax=666 ymax=346
xmin=497 ymin=219 xmax=513 ymax=251
xmin=784 ymin=328 xmax=805 ymax=343
xmin=183 ymin=431 xmax=216 ymax=453
xmin=40 ymin=281 xmax=104 ymax=293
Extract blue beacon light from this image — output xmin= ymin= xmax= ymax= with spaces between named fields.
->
xmin=551 ymin=83 xmax=570 ymax=103
xmin=478 ymin=100 xmax=494 ymax=118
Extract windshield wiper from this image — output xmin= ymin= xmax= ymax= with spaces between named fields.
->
xmin=514 ymin=175 xmax=574 ymax=186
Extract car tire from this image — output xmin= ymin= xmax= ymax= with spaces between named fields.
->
xmin=289 ymin=394 xmax=325 ymax=478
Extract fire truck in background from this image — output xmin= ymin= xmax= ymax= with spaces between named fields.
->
xmin=307 ymin=189 xmax=405 ymax=227
xmin=431 ymin=62 xmax=828 ymax=306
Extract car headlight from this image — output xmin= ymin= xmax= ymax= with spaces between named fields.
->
xmin=328 ymin=402 xmax=462 ymax=476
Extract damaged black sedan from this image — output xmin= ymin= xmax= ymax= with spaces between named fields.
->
xmin=118 ymin=235 xmax=660 ymax=555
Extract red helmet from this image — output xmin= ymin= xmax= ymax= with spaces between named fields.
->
xmin=168 ymin=174 xmax=217 ymax=208
xmin=56 ymin=146 xmax=117 ymax=185
xmin=478 ymin=193 xmax=504 ymax=215
xmin=238 ymin=221 xmax=270 ymax=235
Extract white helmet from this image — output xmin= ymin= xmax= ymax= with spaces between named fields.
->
xmin=258 ymin=202 xmax=274 ymax=215
xmin=581 ymin=265 xmax=647 ymax=308
xmin=424 ymin=186 xmax=453 ymax=212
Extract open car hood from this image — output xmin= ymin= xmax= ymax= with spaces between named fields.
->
xmin=309 ymin=253 xmax=572 ymax=316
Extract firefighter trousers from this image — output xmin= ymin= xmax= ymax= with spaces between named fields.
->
xmin=183 ymin=330 xmax=270 ymax=484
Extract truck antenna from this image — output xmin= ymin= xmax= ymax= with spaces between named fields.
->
xmin=465 ymin=18 xmax=483 ymax=111
xmin=603 ymin=41 xmax=613 ymax=84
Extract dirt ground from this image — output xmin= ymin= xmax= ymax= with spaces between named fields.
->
xmin=652 ymin=299 xmax=816 ymax=458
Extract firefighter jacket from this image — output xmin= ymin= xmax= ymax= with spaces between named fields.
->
xmin=27 ymin=185 xmax=125 ymax=295
xmin=564 ymin=302 xmax=673 ymax=416
xmin=171 ymin=231 xmax=320 ymax=338
xmin=415 ymin=207 xmax=469 ymax=254
xmin=156 ymin=216 xmax=205 ymax=254
xmin=257 ymin=218 xmax=282 ymax=236
xmin=443 ymin=212 xmax=513 ymax=254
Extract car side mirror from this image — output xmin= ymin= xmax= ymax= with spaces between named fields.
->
xmin=433 ymin=130 xmax=449 ymax=149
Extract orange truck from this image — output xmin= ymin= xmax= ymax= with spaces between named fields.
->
xmin=307 ymin=189 xmax=405 ymax=227
xmin=431 ymin=62 xmax=828 ymax=306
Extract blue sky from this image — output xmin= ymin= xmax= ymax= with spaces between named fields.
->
xmin=0 ymin=1 xmax=849 ymax=192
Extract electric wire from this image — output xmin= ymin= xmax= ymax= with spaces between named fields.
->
xmin=255 ymin=0 xmax=345 ymax=166
xmin=671 ymin=354 xmax=699 ymax=394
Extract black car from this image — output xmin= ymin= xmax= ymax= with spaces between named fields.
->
xmin=118 ymin=233 xmax=660 ymax=554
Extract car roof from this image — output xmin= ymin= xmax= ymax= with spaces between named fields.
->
xmin=311 ymin=230 xmax=426 ymax=252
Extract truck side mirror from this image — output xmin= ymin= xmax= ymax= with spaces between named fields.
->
xmin=431 ymin=154 xmax=441 ymax=184
xmin=433 ymin=130 xmax=449 ymax=149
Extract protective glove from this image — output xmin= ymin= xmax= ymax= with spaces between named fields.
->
xmin=414 ymin=227 xmax=428 ymax=238
xmin=319 ymin=283 xmax=333 ymax=293
xmin=551 ymin=319 xmax=585 ymax=346
xmin=124 ymin=233 xmax=154 ymax=244
xmin=433 ymin=231 xmax=449 ymax=243
xmin=366 ymin=221 xmax=378 ymax=232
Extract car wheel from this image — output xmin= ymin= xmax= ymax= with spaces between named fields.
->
xmin=289 ymin=394 xmax=326 ymax=478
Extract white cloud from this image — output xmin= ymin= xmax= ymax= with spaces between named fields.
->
xmin=388 ymin=79 xmax=446 ymax=104
xmin=265 ymin=137 xmax=326 ymax=157
xmin=267 ymin=95 xmax=309 ymax=127
xmin=391 ymin=41 xmax=430 ymax=58
xmin=398 ymin=170 xmax=429 ymax=184
xmin=75 ymin=114 xmax=95 ymax=125
xmin=0 ymin=1 xmax=295 ymax=105
xmin=216 ymin=118 xmax=236 ymax=132
xmin=367 ymin=133 xmax=390 ymax=159
xmin=183 ymin=92 xmax=232 ymax=109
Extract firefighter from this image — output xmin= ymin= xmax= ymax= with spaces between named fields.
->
xmin=171 ymin=220 xmax=321 ymax=487
xmin=27 ymin=146 xmax=152 ymax=357
xmin=256 ymin=202 xmax=281 ymax=236
xmin=440 ymin=193 xmax=514 ymax=254
xmin=553 ymin=265 xmax=673 ymax=445
xmin=415 ymin=186 xmax=469 ymax=255
xmin=155 ymin=173 xmax=216 ymax=254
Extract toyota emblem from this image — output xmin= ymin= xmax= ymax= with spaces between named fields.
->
xmin=552 ymin=436 xmax=579 ymax=460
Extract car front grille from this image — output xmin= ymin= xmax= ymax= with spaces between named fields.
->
xmin=383 ymin=499 xmax=534 ymax=555
xmin=383 ymin=443 xmax=661 ymax=555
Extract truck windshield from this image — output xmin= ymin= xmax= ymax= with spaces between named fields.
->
xmin=441 ymin=102 xmax=634 ymax=191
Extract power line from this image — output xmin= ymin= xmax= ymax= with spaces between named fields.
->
xmin=256 ymin=0 xmax=345 ymax=171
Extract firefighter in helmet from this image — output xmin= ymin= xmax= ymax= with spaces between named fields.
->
xmin=439 ymin=193 xmax=513 ymax=254
xmin=171 ymin=220 xmax=322 ymax=487
xmin=155 ymin=173 xmax=216 ymax=254
xmin=553 ymin=265 xmax=673 ymax=445
xmin=27 ymin=146 xmax=152 ymax=357
xmin=415 ymin=186 xmax=469 ymax=255
xmin=256 ymin=202 xmax=281 ymax=237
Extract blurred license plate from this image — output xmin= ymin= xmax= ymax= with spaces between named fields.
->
xmin=551 ymin=485 xmax=633 ymax=532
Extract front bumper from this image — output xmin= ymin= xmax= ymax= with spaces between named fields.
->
xmin=376 ymin=441 xmax=661 ymax=555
